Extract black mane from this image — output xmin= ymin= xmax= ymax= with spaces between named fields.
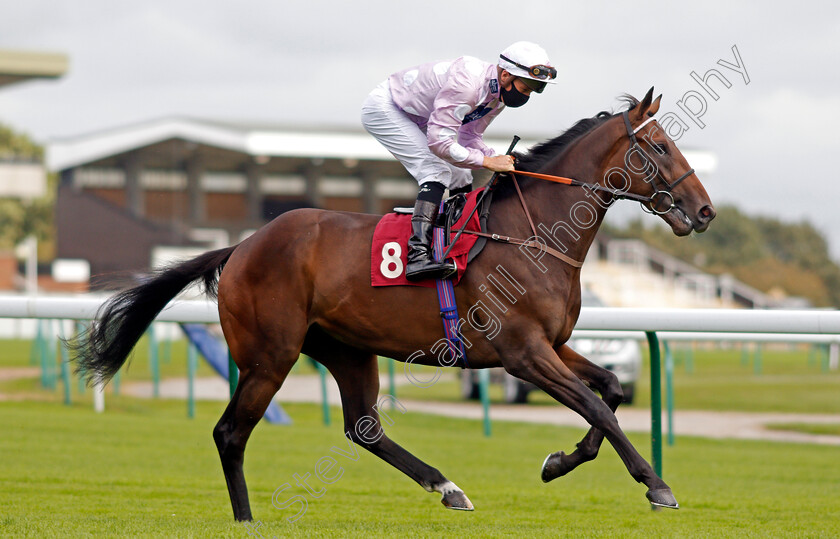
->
xmin=513 ymin=94 xmax=640 ymax=173
xmin=488 ymin=94 xmax=639 ymax=201
xmin=512 ymin=112 xmax=612 ymax=173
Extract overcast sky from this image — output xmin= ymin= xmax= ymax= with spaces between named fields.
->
xmin=1 ymin=1 xmax=838 ymax=258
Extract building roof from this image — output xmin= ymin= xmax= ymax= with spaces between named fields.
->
xmin=46 ymin=116 xmax=719 ymax=174
xmin=0 ymin=49 xmax=68 ymax=88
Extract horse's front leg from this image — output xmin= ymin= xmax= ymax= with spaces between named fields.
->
xmin=540 ymin=343 xmax=624 ymax=481
xmin=503 ymin=338 xmax=678 ymax=509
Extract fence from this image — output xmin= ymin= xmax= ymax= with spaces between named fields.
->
xmin=3 ymin=295 xmax=840 ymax=478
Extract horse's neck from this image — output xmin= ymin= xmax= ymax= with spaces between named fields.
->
xmin=512 ymin=149 xmax=612 ymax=266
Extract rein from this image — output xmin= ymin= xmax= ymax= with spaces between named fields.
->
xmin=510 ymin=112 xmax=695 ymax=215
xmin=507 ymin=169 xmax=664 ymax=207
xmin=449 ymin=111 xmax=697 ymax=270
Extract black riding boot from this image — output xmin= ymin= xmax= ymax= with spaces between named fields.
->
xmin=405 ymin=199 xmax=457 ymax=281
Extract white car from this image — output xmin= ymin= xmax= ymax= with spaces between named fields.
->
xmin=461 ymin=289 xmax=642 ymax=404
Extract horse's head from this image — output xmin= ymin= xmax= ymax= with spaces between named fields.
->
xmin=604 ymin=88 xmax=716 ymax=236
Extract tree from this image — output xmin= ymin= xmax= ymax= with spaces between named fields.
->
xmin=0 ymin=122 xmax=54 ymax=257
xmin=0 ymin=123 xmax=43 ymax=161
xmin=603 ymin=204 xmax=840 ymax=307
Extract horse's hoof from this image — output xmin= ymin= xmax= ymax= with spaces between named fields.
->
xmin=541 ymin=451 xmax=568 ymax=483
xmin=646 ymin=488 xmax=679 ymax=509
xmin=441 ymin=490 xmax=474 ymax=511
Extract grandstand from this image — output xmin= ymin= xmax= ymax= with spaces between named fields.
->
xmin=582 ymin=237 xmax=797 ymax=309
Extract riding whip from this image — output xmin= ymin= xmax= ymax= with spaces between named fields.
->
xmin=440 ymin=135 xmax=520 ymax=261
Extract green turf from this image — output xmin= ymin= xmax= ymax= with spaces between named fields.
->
xmin=765 ymin=422 xmax=840 ymax=436
xmin=1 ymin=397 xmax=839 ymax=537
xmin=0 ymin=339 xmax=34 ymax=368
xmin=632 ymin=346 xmax=840 ymax=414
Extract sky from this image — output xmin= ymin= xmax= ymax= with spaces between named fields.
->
xmin=1 ymin=1 xmax=838 ymax=259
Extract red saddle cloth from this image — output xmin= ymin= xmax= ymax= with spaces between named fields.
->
xmin=371 ymin=189 xmax=484 ymax=287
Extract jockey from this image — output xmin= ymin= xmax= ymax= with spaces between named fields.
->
xmin=362 ymin=41 xmax=556 ymax=281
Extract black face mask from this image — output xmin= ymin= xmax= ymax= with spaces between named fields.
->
xmin=500 ymin=84 xmax=530 ymax=108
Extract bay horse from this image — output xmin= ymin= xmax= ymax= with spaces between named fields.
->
xmin=73 ymin=88 xmax=715 ymax=520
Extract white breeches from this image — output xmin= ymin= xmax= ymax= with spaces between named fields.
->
xmin=361 ymin=80 xmax=473 ymax=190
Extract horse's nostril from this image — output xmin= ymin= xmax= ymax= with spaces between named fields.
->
xmin=698 ymin=205 xmax=716 ymax=222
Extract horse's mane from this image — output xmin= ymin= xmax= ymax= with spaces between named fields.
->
xmin=491 ymin=94 xmax=639 ymax=199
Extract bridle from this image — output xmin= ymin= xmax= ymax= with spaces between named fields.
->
xmin=512 ymin=111 xmax=695 ymax=216
xmin=443 ymin=110 xmax=698 ymax=268
xmin=621 ymin=111 xmax=695 ymax=215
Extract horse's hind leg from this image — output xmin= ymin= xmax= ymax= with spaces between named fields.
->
xmin=213 ymin=348 xmax=296 ymax=521
xmin=541 ymin=343 xmax=624 ymax=482
xmin=306 ymin=333 xmax=473 ymax=511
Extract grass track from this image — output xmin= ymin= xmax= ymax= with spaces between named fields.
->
xmin=2 ymin=398 xmax=839 ymax=537
xmin=765 ymin=422 xmax=840 ymax=436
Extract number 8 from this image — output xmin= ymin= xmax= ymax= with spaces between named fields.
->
xmin=380 ymin=242 xmax=403 ymax=279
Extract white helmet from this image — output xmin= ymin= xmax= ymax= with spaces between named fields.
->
xmin=498 ymin=41 xmax=556 ymax=93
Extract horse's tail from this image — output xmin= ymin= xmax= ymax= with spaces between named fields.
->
xmin=71 ymin=245 xmax=237 ymax=386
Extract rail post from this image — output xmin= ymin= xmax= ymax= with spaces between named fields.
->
xmin=75 ymin=322 xmax=86 ymax=395
xmin=314 ymin=359 xmax=331 ymax=426
xmin=826 ymin=343 xmax=838 ymax=371
xmin=228 ymin=347 xmax=238 ymax=398
xmin=645 ymin=331 xmax=663 ymax=479
xmin=820 ymin=343 xmax=829 ymax=372
xmin=663 ymin=340 xmax=675 ymax=447
xmin=29 ymin=320 xmax=40 ymax=366
xmin=45 ymin=320 xmax=58 ymax=390
xmin=387 ymin=357 xmax=396 ymax=402
xmin=93 ymin=382 xmax=104 ymax=413
xmin=59 ymin=322 xmax=72 ymax=406
xmin=37 ymin=319 xmax=48 ymax=388
xmin=478 ymin=369 xmax=492 ymax=437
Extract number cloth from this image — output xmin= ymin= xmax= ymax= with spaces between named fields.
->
xmin=371 ymin=190 xmax=483 ymax=287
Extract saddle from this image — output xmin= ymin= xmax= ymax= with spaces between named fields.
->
xmin=370 ymin=189 xmax=492 ymax=287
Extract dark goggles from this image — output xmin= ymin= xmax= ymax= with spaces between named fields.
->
xmin=499 ymin=54 xmax=557 ymax=80
xmin=518 ymin=77 xmax=547 ymax=93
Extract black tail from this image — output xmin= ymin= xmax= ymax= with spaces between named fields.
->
xmin=70 ymin=245 xmax=237 ymax=386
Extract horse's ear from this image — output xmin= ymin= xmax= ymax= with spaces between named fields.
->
xmin=635 ymin=87 xmax=655 ymax=119
xmin=647 ymin=94 xmax=662 ymax=117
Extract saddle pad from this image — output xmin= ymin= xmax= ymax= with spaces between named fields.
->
xmin=371 ymin=189 xmax=483 ymax=287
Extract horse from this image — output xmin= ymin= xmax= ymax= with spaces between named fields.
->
xmin=72 ymin=88 xmax=715 ymax=521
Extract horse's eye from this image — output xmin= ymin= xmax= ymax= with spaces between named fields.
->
xmin=655 ymin=143 xmax=669 ymax=155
